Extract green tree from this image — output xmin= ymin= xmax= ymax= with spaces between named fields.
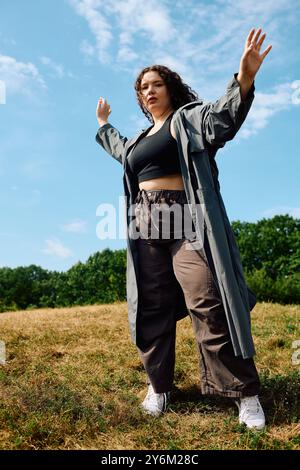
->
xmin=232 ymin=214 xmax=300 ymax=278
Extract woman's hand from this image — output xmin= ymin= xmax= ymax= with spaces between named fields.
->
xmin=238 ymin=28 xmax=272 ymax=84
xmin=96 ymin=97 xmax=111 ymax=126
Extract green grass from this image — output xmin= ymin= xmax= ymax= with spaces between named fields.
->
xmin=0 ymin=301 xmax=300 ymax=450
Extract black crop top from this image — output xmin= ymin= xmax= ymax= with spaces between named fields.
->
xmin=127 ymin=112 xmax=181 ymax=183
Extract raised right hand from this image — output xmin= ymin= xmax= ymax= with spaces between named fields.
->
xmin=96 ymin=97 xmax=111 ymax=125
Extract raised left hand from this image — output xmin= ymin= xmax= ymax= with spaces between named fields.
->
xmin=239 ymin=28 xmax=272 ymax=83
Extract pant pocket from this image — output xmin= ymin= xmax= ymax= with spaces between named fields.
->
xmin=135 ymin=202 xmax=151 ymax=239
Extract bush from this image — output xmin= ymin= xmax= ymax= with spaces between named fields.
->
xmin=246 ymin=270 xmax=300 ymax=305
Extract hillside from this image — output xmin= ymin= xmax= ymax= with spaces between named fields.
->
xmin=0 ymin=302 xmax=300 ymax=450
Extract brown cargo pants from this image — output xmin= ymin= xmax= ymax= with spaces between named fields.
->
xmin=134 ymin=188 xmax=260 ymax=398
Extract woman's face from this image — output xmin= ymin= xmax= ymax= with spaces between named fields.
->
xmin=140 ymin=71 xmax=172 ymax=114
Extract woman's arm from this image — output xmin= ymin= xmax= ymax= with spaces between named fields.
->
xmin=202 ymin=27 xmax=272 ymax=146
xmin=95 ymin=97 xmax=128 ymax=165
xmin=201 ymin=73 xmax=255 ymax=146
xmin=236 ymin=75 xmax=254 ymax=102
xmin=95 ymin=123 xmax=128 ymax=165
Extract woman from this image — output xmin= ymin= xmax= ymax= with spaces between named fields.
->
xmin=95 ymin=28 xmax=272 ymax=430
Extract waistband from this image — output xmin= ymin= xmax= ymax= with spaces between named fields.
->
xmin=135 ymin=188 xmax=187 ymax=205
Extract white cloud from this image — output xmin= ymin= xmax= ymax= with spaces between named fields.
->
xmin=39 ymin=56 xmax=64 ymax=78
xmin=68 ymin=0 xmax=113 ymax=63
xmin=80 ymin=39 xmax=95 ymax=57
xmin=61 ymin=219 xmax=87 ymax=233
xmin=68 ymin=0 xmax=300 ymax=136
xmin=111 ymin=0 xmax=176 ymax=46
xmin=68 ymin=0 xmax=176 ymax=64
xmin=239 ymin=81 xmax=296 ymax=138
xmin=117 ymin=46 xmax=139 ymax=63
xmin=261 ymin=206 xmax=300 ymax=219
xmin=42 ymin=238 xmax=73 ymax=259
xmin=67 ymin=0 xmax=299 ymax=74
xmin=39 ymin=56 xmax=76 ymax=79
xmin=0 ymin=54 xmax=47 ymax=98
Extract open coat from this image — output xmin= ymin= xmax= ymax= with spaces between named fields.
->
xmin=95 ymin=72 xmax=258 ymax=359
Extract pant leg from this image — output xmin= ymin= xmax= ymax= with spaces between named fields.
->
xmin=136 ymin=237 xmax=177 ymax=393
xmin=134 ymin=188 xmax=189 ymax=393
xmin=170 ymin=236 xmax=260 ymax=398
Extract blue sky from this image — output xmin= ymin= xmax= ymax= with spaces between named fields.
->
xmin=0 ymin=0 xmax=299 ymax=272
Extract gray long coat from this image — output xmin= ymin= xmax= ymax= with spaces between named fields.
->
xmin=95 ymin=72 xmax=257 ymax=359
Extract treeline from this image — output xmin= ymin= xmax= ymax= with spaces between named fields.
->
xmin=232 ymin=214 xmax=300 ymax=304
xmin=0 ymin=249 xmax=126 ymax=312
xmin=0 ymin=215 xmax=299 ymax=312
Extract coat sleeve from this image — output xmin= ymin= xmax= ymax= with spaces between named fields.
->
xmin=201 ymin=73 xmax=255 ymax=146
xmin=95 ymin=122 xmax=128 ymax=165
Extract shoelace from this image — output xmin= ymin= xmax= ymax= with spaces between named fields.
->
xmin=239 ymin=396 xmax=261 ymax=418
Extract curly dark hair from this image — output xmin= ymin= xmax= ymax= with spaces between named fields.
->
xmin=134 ymin=64 xmax=199 ymax=124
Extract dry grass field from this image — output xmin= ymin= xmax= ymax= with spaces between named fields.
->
xmin=0 ymin=301 xmax=300 ymax=450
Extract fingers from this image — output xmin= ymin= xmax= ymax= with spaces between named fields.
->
xmin=247 ymin=27 xmax=263 ymax=48
xmin=98 ymin=97 xmax=111 ymax=112
xmin=252 ymin=28 xmax=262 ymax=46
xmin=260 ymin=44 xmax=272 ymax=60
xmin=256 ymin=32 xmax=266 ymax=52
xmin=246 ymin=28 xmax=255 ymax=46
xmin=98 ymin=97 xmax=107 ymax=107
xmin=246 ymin=28 xmax=272 ymax=58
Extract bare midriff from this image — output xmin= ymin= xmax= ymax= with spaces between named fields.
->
xmin=138 ymin=173 xmax=184 ymax=191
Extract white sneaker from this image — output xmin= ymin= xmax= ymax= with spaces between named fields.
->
xmin=141 ymin=384 xmax=170 ymax=417
xmin=235 ymin=395 xmax=265 ymax=430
